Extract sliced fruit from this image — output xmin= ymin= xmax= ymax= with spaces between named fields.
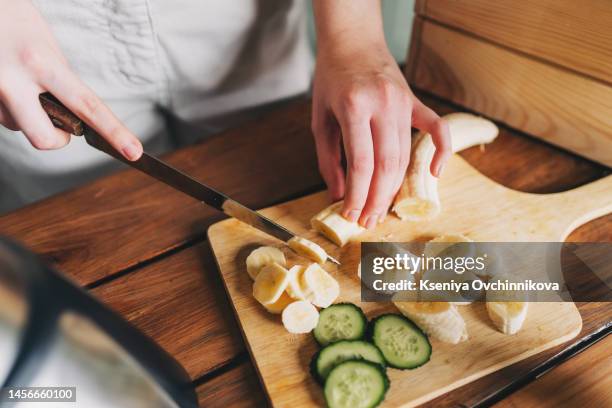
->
xmin=369 ymin=314 xmax=431 ymax=369
xmin=486 ymin=276 xmax=529 ymax=334
xmin=288 ymin=236 xmax=328 ymax=264
xmin=314 ymin=303 xmax=367 ymax=346
xmin=286 ymin=265 xmax=306 ymax=300
xmin=393 ymin=113 xmax=498 ymax=221
xmin=419 ymin=268 xmax=484 ymax=304
xmin=300 ymin=263 xmax=340 ymax=308
xmin=263 ymin=291 xmax=294 ymax=314
xmin=311 ymin=202 xmax=365 ymax=246
xmin=282 ymin=300 xmax=319 ymax=334
xmin=312 ymin=340 xmax=385 ymax=383
xmin=393 ymin=301 xmax=468 ymax=344
xmin=324 ymin=360 xmax=389 ymax=408
xmin=424 ymin=234 xmax=475 ymax=258
xmin=252 ymin=262 xmax=290 ymax=305
xmin=246 ymin=246 xmax=286 ymax=280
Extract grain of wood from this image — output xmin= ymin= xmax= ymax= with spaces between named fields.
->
xmin=493 ymin=334 xmax=612 ymax=408
xmin=209 ymin=155 xmax=611 ymax=407
xmin=196 ymin=362 xmax=267 ymax=408
xmin=408 ymin=20 xmax=612 ymax=167
xmin=418 ymin=0 xmax=612 ymax=84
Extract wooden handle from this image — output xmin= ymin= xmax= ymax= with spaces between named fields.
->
xmin=39 ymin=92 xmax=84 ymax=136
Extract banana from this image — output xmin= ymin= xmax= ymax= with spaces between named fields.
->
xmin=486 ymin=276 xmax=529 ymax=334
xmin=393 ymin=301 xmax=468 ymax=344
xmin=287 ymin=236 xmax=328 ymax=264
xmin=424 ymin=234 xmax=475 ymax=258
xmin=311 ymin=202 xmax=365 ymax=246
xmin=246 ymin=246 xmax=286 ymax=280
xmin=393 ymin=113 xmax=498 ymax=221
xmin=264 ymin=291 xmax=294 ymax=314
xmin=419 ymin=268 xmax=484 ymax=305
xmin=282 ymin=300 xmax=320 ymax=334
xmin=286 ymin=265 xmax=307 ymax=300
xmin=252 ymin=262 xmax=290 ymax=305
xmin=299 ymin=263 xmax=340 ymax=308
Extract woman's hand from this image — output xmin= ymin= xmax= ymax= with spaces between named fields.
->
xmin=312 ymin=0 xmax=451 ymax=229
xmin=0 ymin=0 xmax=142 ymax=160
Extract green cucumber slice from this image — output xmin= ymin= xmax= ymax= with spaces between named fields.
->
xmin=311 ymin=340 xmax=385 ymax=383
xmin=369 ymin=313 xmax=431 ymax=369
xmin=314 ymin=303 xmax=367 ymax=346
xmin=324 ymin=360 xmax=389 ymax=408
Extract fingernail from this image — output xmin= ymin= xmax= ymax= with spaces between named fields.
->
xmin=345 ymin=210 xmax=360 ymax=223
xmin=365 ymin=214 xmax=379 ymax=229
xmin=122 ymin=141 xmax=142 ymax=161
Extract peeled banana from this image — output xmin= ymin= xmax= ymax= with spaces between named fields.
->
xmin=252 ymin=262 xmax=290 ymax=305
xmin=282 ymin=300 xmax=320 ymax=334
xmin=300 ymin=263 xmax=340 ymax=308
xmin=393 ymin=301 xmax=468 ymax=344
xmin=286 ymin=265 xmax=306 ymax=300
xmin=311 ymin=202 xmax=365 ymax=246
xmin=264 ymin=291 xmax=294 ymax=314
xmin=486 ymin=276 xmax=529 ymax=334
xmin=246 ymin=246 xmax=286 ymax=280
xmin=288 ymin=236 xmax=328 ymax=264
xmin=393 ymin=113 xmax=498 ymax=221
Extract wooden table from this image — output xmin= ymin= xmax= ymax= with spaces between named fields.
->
xmin=0 ymin=92 xmax=610 ymax=407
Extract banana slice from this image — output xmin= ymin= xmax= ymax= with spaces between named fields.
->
xmin=246 ymin=246 xmax=286 ymax=280
xmin=282 ymin=300 xmax=320 ymax=334
xmin=311 ymin=202 xmax=365 ymax=246
xmin=486 ymin=276 xmax=529 ymax=334
xmin=287 ymin=236 xmax=328 ymax=264
xmin=286 ymin=265 xmax=306 ymax=300
xmin=393 ymin=113 xmax=498 ymax=221
xmin=252 ymin=262 xmax=290 ymax=305
xmin=419 ymin=268 xmax=484 ymax=305
xmin=264 ymin=291 xmax=294 ymax=314
xmin=393 ymin=301 xmax=468 ymax=344
xmin=300 ymin=263 xmax=340 ymax=308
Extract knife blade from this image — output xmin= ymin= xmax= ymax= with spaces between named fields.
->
xmin=39 ymin=93 xmax=340 ymax=264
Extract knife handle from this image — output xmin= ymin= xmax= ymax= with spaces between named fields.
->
xmin=39 ymin=92 xmax=84 ymax=136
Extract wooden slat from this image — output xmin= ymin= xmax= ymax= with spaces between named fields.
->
xmin=493 ymin=334 xmax=612 ymax=408
xmin=408 ymin=20 xmax=612 ymax=167
xmin=418 ymin=0 xmax=612 ymax=84
xmin=90 ymin=242 xmax=244 ymax=380
xmin=0 ymin=100 xmax=322 ymax=286
xmin=196 ymin=362 xmax=267 ymax=408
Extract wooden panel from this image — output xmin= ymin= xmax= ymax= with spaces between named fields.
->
xmin=208 ymin=154 xmax=612 ymax=406
xmin=196 ymin=362 xmax=267 ymax=408
xmin=90 ymin=243 xmax=245 ymax=380
xmin=493 ymin=334 xmax=612 ymax=408
xmin=0 ymin=99 xmax=322 ymax=286
xmin=419 ymin=0 xmax=612 ymax=83
xmin=408 ymin=20 xmax=612 ymax=167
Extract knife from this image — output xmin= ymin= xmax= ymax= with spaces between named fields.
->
xmin=39 ymin=92 xmax=340 ymax=265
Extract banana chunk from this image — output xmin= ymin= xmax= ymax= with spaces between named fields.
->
xmin=393 ymin=113 xmax=498 ymax=221
xmin=486 ymin=276 xmax=529 ymax=334
xmin=311 ymin=202 xmax=365 ymax=246
xmin=393 ymin=301 xmax=468 ymax=344
xmin=282 ymin=300 xmax=320 ymax=334
xmin=286 ymin=265 xmax=307 ymax=300
xmin=246 ymin=246 xmax=286 ymax=280
xmin=300 ymin=263 xmax=340 ymax=308
xmin=252 ymin=262 xmax=290 ymax=305
xmin=264 ymin=291 xmax=294 ymax=314
xmin=288 ymin=236 xmax=328 ymax=264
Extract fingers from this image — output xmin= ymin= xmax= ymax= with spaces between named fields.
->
xmin=394 ymin=108 xmax=412 ymax=197
xmin=338 ymin=114 xmax=374 ymax=224
xmin=312 ymin=107 xmax=345 ymax=201
xmin=40 ymin=65 xmax=142 ymax=161
xmin=412 ymin=100 xmax=451 ymax=177
xmin=359 ymin=115 xmax=399 ymax=228
xmin=2 ymin=81 xmax=70 ymax=149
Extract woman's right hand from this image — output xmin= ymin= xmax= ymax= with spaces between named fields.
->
xmin=0 ymin=0 xmax=142 ymax=160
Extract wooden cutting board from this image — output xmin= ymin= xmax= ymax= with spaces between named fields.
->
xmin=208 ymin=155 xmax=611 ymax=407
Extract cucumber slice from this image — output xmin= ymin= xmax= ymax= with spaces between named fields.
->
xmin=370 ymin=313 xmax=431 ymax=369
xmin=314 ymin=303 xmax=367 ymax=346
xmin=311 ymin=340 xmax=385 ymax=383
xmin=324 ymin=360 xmax=389 ymax=408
